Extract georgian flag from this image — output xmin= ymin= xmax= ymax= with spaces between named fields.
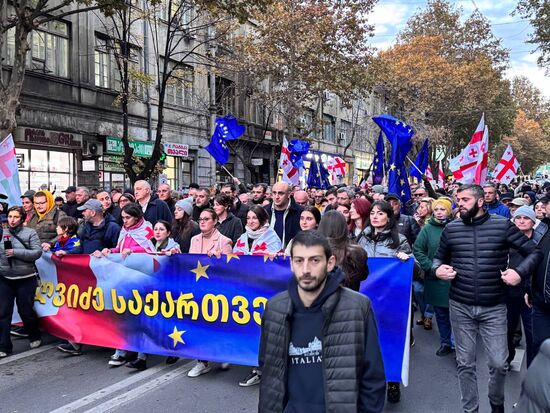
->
xmin=279 ymin=138 xmax=300 ymax=185
xmin=492 ymin=145 xmax=520 ymax=184
xmin=449 ymin=114 xmax=489 ymax=184
xmin=425 ymin=164 xmax=435 ymax=187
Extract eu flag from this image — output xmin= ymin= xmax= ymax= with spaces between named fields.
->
xmin=307 ymin=157 xmax=331 ymax=189
xmin=205 ymin=116 xmax=246 ymax=165
xmin=288 ymin=139 xmax=310 ymax=168
xmin=372 ymin=132 xmax=385 ymax=185
xmin=409 ymin=139 xmax=429 ymax=182
xmin=373 ymin=115 xmax=414 ymax=204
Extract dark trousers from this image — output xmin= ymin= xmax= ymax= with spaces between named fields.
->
xmin=505 ymin=296 xmax=533 ymax=366
xmin=532 ymin=305 xmax=550 ymax=360
xmin=433 ymin=305 xmax=454 ymax=348
xmin=0 ymin=276 xmax=41 ymax=353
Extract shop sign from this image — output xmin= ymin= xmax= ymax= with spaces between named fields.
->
xmin=106 ymin=136 xmax=153 ymax=157
xmin=251 ymin=158 xmax=263 ymax=166
xmin=15 ymin=128 xmax=82 ymax=148
xmin=163 ymin=142 xmax=189 ymax=157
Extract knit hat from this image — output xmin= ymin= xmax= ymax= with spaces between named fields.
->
xmin=175 ymin=198 xmax=193 ymax=217
xmin=432 ymin=198 xmax=452 ymax=215
xmin=512 ymin=205 xmax=536 ymax=223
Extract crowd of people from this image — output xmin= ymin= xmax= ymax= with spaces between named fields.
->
xmin=0 ymin=175 xmax=550 ymax=412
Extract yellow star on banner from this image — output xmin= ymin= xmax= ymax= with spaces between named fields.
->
xmin=191 ymin=260 xmax=210 ymax=281
xmin=263 ymin=254 xmax=275 ymax=263
xmin=395 ymin=120 xmax=401 ymax=125
xmin=226 ymin=253 xmax=240 ymax=263
xmin=168 ymin=326 xmax=186 ymax=348
xmin=401 ymin=190 xmax=405 ymax=196
xmin=389 ymin=163 xmax=396 ymax=171
xmin=396 ymin=169 xmax=401 ymax=176
xmin=400 ymin=179 xmax=405 ymax=186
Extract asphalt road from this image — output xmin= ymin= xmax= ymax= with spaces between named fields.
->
xmin=0 ymin=317 xmax=526 ymax=413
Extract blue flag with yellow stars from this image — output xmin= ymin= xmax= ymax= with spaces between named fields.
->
xmin=288 ymin=139 xmax=310 ymax=168
xmin=205 ymin=115 xmax=246 ymax=165
xmin=409 ymin=138 xmax=429 ymax=182
xmin=372 ymin=132 xmax=385 ymax=185
xmin=307 ymin=156 xmax=331 ymax=189
xmin=373 ymin=114 xmax=414 ymax=204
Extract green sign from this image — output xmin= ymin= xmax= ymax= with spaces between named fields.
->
xmin=106 ymin=136 xmax=153 ymax=157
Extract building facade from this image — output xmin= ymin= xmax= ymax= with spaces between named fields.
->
xmin=2 ymin=3 xmax=383 ymax=191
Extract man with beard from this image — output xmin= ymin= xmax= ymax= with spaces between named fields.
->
xmin=61 ymin=186 xmax=78 ymax=218
xmin=191 ymin=187 xmax=212 ymax=222
xmin=251 ymin=183 xmax=269 ymax=206
xmin=258 ymin=230 xmax=386 ymax=413
xmin=221 ymin=183 xmax=249 ymax=227
xmin=433 ymin=184 xmax=542 ymax=413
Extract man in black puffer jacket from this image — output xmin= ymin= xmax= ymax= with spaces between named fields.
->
xmin=258 ymin=231 xmax=386 ymax=413
xmin=433 ymin=184 xmax=542 ymax=413
xmin=530 ymin=195 xmax=550 ymax=360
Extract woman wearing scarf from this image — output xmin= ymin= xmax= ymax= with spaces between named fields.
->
xmin=413 ymin=198 xmax=454 ymax=358
xmin=27 ymin=190 xmax=66 ymax=248
xmin=233 ymin=206 xmax=281 ymax=256
xmin=0 ymin=206 xmax=43 ymax=358
xmin=94 ymin=203 xmax=155 ymax=369
xmin=235 ymin=205 xmax=282 ymax=388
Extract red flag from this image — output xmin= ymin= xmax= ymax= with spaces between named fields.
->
xmin=492 ymin=145 xmax=519 ymax=184
xmin=425 ymin=164 xmax=435 ymax=186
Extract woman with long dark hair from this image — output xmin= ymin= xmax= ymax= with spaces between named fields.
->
xmin=171 ymin=198 xmax=200 ymax=253
xmin=233 ymin=206 xmax=281 ymax=255
xmin=0 ymin=206 xmax=43 ymax=358
xmin=359 ymin=200 xmax=413 ymax=404
xmin=318 ymin=210 xmax=368 ymax=291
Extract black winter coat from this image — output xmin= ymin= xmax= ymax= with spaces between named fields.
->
xmin=143 ymin=196 xmax=173 ymax=226
xmin=531 ymin=218 xmax=550 ymax=309
xmin=264 ymin=200 xmax=303 ymax=248
xmin=258 ymin=272 xmax=386 ymax=413
xmin=396 ymin=213 xmax=420 ymax=246
xmin=433 ymin=212 xmax=542 ymax=307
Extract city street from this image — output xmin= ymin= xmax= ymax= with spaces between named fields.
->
xmin=1 ymin=319 xmax=526 ymax=413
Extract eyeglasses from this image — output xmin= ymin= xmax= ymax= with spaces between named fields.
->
xmin=198 ymin=218 xmax=213 ymax=222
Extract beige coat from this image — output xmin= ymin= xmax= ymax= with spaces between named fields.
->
xmin=189 ymin=229 xmax=232 ymax=255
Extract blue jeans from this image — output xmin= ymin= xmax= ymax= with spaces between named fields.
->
xmin=433 ymin=306 xmax=454 ymax=348
xmin=450 ymin=300 xmax=508 ymax=413
xmin=505 ymin=296 xmax=533 ymax=366
xmin=412 ymin=280 xmax=434 ymax=318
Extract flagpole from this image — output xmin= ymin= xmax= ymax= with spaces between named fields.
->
xmin=406 ymin=156 xmax=424 ymax=176
xmin=221 ymin=165 xmax=235 ymax=180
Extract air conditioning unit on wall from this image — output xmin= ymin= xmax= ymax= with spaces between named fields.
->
xmin=82 ymin=140 xmax=103 ymax=157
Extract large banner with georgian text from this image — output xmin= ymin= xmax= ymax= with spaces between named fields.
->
xmin=19 ymin=253 xmax=412 ymax=384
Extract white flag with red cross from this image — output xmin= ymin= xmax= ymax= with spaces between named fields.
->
xmin=449 ymin=114 xmax=489 ymax=185
xmin=279 ymin=138 xmax=300 ymax=185
xmin=492 ymin=145 xmax=520 ymax=185
xmin=425 ymin=164 xmax=435 ymax=187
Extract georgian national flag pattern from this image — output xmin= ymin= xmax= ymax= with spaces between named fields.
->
xmin=492 ymin=145 xmax=520 ymax=184
xmin=425 ymin=164 xmax=435 ymax=187
xmin=279 ymin=138 xmax=300 ymax=185
xmin=449 ymin=114 xmax=489 ymax=185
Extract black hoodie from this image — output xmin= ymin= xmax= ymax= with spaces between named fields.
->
xmin=285 ymin=267 xmax=345 ymax=413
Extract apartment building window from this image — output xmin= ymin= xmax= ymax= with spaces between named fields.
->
xmin=215 ymin=77 xmax=235 ymax=115
xmin=95 ymin=36 xmax=142 ymax=96
xmin=158 ymin=0 xmax=193 ymax=25
xmin=340 ymin=120 xmax=351 ymax=145
xmin=6 ymin=21 xmax=69 ymax=77
xmin=161 ymin=60 xmax=193 ymax=106
xmin=323 ymin=114 xmax=335 ymax=143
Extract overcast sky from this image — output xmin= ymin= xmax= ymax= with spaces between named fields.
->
xmin=368 ymin=0 xmax=550 ymax=97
